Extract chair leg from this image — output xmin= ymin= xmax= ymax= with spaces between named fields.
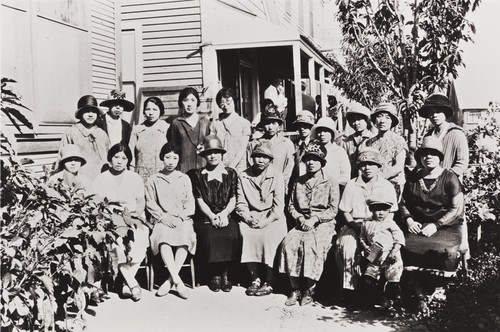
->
xmin=190 ymin=257 xmax=196 ymax=288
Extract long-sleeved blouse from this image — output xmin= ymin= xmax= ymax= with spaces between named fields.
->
xmin=288 ymin=169 xmax=339 ymax=224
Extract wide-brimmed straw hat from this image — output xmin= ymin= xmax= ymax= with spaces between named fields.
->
xmin=370 ymin=103 xmax=399 ymax=128
xmin=301 ymin=142 xmax=327 ymax=167
xmin=258 ymin=105 xmax=283 ymax=127
xmin=310 ymin=117 xmax=338 ymax=141
xmin=346 ymin=105 xmax=371 ymax=122
xmin=251 ymin=141 xmax=274 ymax=160
xmin=293 ymin=110 xmax=315 ymax=127
xmin=75 ymin=95 xmax=102 ymax=119
xmin=59 ymin=144 xmax=87 ymax=166
xmin=199 ymin=135 xmax=226 ymax=157
xmin=100 ymin=89 xmax=135 ymax=112
xmin=418 ymin=93 xmax=453 ymax=119
xmin=414 ymin=136 xmax=444 ymax=162
xmin=356 ymin=147 xmax=383 ymax=169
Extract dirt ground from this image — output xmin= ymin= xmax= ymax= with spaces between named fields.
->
xmin=83 ymin=285 xmax=429 ymax=332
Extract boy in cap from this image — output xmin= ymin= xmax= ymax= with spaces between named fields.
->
xmin=359 ymin=191 xmax=404 ymax=310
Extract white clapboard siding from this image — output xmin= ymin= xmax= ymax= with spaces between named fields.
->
xmin=122 ymin=0 xmax=203 ymax=88
xmin=91 ymin=0 xmax=118 ymax=101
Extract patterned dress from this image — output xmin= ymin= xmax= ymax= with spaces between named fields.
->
xmin=188 ymin=166 xmax=241 ymax=264
xmin=168 ymin=116 xmax=211 ymax=173
xmin=60 ymin=123 xmax=110 ymax=179
xmin=236 ymin=166 xmax=287 ymax=267
xmin=278 ymin=170 xmax=339 ymax=281
xmin=146 ymin=170 xmax=197 ymax=255
xmin=129 ymin=120 xmax=169 ymax=182
xmin=365 ymin=131 xmax=407 ymax=196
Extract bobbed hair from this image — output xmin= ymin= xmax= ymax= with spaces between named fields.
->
xmin=107 ymin=143 xmax=133 ymax=166
xmin=159 ymin=142 xmax=181 ymax=160
xmin=178 ymin=87 xmax=201 ymax=108
xmin=143 ymin=97 xmax=165 ymax=117
xmin=215 ymin=87 xmax=237 ymax=106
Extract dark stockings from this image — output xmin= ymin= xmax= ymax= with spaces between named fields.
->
xmin=289 ymin=276 xmax=315 ymax=291
xmin=209 ymin=262 xmax=229 ymax=280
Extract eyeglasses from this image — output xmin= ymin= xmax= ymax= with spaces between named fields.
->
xmin=219 ymin=98 xmax=233 ymax=107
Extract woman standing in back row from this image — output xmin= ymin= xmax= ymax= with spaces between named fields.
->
xmin=128 ymin=96 xmax=169 ymax=182
xmin=168 ymin=87 xmax=211 ymax=173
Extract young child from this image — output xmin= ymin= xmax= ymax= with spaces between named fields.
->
xmin=60 ymin=95 xmax=110 ymax=179
xmin=47 ymin=144 xmax=91 ymax=193
xmin=359 ymin=191 xmax=405 ymax=310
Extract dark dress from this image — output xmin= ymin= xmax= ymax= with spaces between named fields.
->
xmin=399 ymin=169 xmax=464 ymax=271
xmin=168 ymin=116 xmax=211 ymax=173
xmin=188 ymin=167 xmax=241 ymax=264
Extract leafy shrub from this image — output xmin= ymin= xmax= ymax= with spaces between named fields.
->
xmin=1 ymin=78 xmax=119 ymax=331
xmin=426 ymin=106 xmax=500 ymax=331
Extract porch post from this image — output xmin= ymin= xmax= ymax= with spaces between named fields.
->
xmin=201 ymin=43 xmax=221 ymax=116
xmin=293 ymin=43 xmax=302 ymax=115
xmin=308 ymin=57 xmax=316 ymax=98
xmin=319 ymin=65 xmax=327 ymax=118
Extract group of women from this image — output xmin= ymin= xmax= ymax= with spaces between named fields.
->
xmin=52 ymin=86 xmax=467 ymax=312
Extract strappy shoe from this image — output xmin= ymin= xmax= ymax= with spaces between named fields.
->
xmin=156 ymin=278 xmax=172 ymax=297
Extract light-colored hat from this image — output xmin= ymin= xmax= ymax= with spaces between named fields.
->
xmin=293 ymin=110 xmax=315 ymax=126
xmin=370 ymin=103 xmax=399 ymax=128
xmin=59 ymin=144 xmax=86 ymax=166
xmin=356 ymin=147 xmax=383 ymax=168
xmin=418 ymin=93 xmax=453 ymax=119
xmin=199 ymin=135 xmax=226 ymax=157
xmin=346 ymin=105 xmax=371 ymax=122
xmin=100 ymin=89 xmax=135 ymax=112
xmin=251 ymin=141 xmax=274 ymax=160
xmin=414 ymin=136 xmax=444 ymax=161
xmin=301 ymin=142 xmax=327 ymax=167
xmin=367 ymin=189 xmax=394 ymax=208
xmin=310 ymin=117 xmax=338 ymax=141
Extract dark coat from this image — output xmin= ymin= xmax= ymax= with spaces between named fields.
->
xmin=96 ymin=115 xmax=132 ymax=146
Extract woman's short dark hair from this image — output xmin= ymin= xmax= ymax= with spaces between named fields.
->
xmin=215 ymin=87 xmax=237 ymax=106
xmin=143 ymin=96 xmax=165 ymax=116
xmin=107 ymin=143 xmax=133 ymax=165
xmin=159 ymin=142 xmax=181 ymax=160
xmin=178 ymin=87 xmax=201 ymax=108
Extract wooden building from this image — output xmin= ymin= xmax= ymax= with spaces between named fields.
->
xmin=121 ymin=0 xmax=336 ymax=126
xmin=1 ymin=0 xmax=121 ymax=172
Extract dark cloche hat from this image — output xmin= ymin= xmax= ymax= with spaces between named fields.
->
xmin=418 ymin=93 xmax=453 ymax=119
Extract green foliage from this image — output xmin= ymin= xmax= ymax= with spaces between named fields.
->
xmin=1 ymin=163 xmax=118 ymax=331
xmin=463 ymin=109 xmax=500 ymax=248
xmin=1 ymin=79 xmax=119 ymax=331
xmin=1 ymin=78 xmax=33 ymax=160
xmin=428 ymin=253 xmax=500 ymax=331
xmin=330 ymin=0 xmax=480 ymax=140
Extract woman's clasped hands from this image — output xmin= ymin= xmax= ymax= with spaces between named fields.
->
xmin=406 ymin=217 xmax=437 ymax=237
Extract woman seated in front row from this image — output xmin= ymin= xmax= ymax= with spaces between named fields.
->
xmin=236 ymin=141 xmax=287 ymax=297
xmin=187 ymin=135 xmax=240 ymax=293
xmin=145 ymin=142 xmax=196 ymax=299
xmin=399 ymin=136 xmax=465 ymax=312
xmin=91 ymin=143 xmax=149 ymax=302
xmin=278 ymin=143 xmax=339 ymax=306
